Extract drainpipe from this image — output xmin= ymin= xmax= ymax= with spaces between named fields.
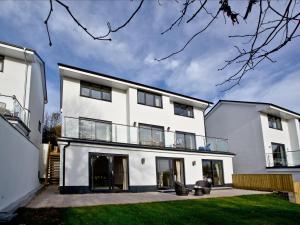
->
xmin=62 ymin=141 xmax=70 ymax=193
xmin=23 ymin=48 xmax=29 ymax=108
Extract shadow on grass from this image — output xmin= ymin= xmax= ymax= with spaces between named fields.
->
xmin=9 ymin=194 xmax=300 ymax=225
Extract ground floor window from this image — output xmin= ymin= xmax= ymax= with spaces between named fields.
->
xmin=89 ymin=153 xmax=128 ymax=192
xmin=271 ymin=143 xmax=287 ymax=167
xmin=202 ymin=159 xmax=224 ymax=186
xmin=156 ymin=157 xmax=184 ymax=189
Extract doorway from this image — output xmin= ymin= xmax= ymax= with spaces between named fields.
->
xmin=202 ymin=159 xmax=224 ymax=186
xmin=89 ymin=153 xmax=129 ymax=192
xmin=156 ymin=157 xmax=185 ymax=190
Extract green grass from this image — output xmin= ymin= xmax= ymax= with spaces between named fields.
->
xmin=10 ymin=194 xmax=300 ymax=225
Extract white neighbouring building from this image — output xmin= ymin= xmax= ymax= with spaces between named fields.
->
xmin=0 ymin=41 xmax=47 ymax=213
xmin=58 ymin=64 xmax=234 ymax=194
xmin=205 ymin=100 xmax=300 ymax=180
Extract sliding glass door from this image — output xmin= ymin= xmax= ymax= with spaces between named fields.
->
xmin=202 ymin=160 xmax=224 ymax=186
xmin=89 ymin=153 xmax=129 ymax=192
xmin=156 ymin=158 xmax=184 ymax=189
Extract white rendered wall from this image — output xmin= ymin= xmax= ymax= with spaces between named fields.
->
xmin=59 ymin=143 xmax=233 ymax=187
xmin=206 ymin=103 xmax=266 ymax=174
xmin=0 ymin=116 xmax=40 ymax=211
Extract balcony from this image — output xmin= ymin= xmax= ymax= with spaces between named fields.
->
xmin=266 ymin=150 xmax=300 ymax=168
xmin=63 ymin=117 xmax=230 ymax=153
xmin=0 ymin=95 xmax=30 ymax=134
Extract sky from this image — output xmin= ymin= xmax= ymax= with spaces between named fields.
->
xmin=0 ymin=0 xmax=299 ymax=114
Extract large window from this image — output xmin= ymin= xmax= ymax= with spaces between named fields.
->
xmin=139 ymin=123 xmax=164 ymax=147
xmin=271 ymin=143 xmax=287 ymax=167
xmin=268 ymin=115 xmax=282 ymax=130
xmin=137 ymin=90 xmax=162 ymax=108
xmin=0 ymin=55 xmax=4 ymax=72
xmin=174 ymin=103 xmax=194 ymax=118
xmin=175 ymin=131 xmax=196 ymax=150
xmin=79 ymin=118 xmax=112 ymax=141
xmin=80 ymin=81 xmax=111 ymax=101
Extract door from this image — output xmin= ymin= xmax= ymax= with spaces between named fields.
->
xmin=202 ymin=160 xmax=224 ymax=186
xmin=90 ymin=153 xmax=129 ymax=192
xmin=156 ymin=158 xmax=184 ymax=189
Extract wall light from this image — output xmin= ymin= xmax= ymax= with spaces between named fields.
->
xmin=133 ymin=122 xmax=137 ymax=127
xmin=192 ymin=161 xmax=196 ymax=166
xmin=167 ymin=127 xmax=170 ymax=132
xmin=141 ymin=158 xmax=145 ymax=165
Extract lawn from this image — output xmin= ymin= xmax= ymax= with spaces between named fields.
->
xmin=10 ymin=194 xmax=300 ymax=225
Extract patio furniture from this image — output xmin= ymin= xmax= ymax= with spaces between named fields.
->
xmin=194 ymin=179 xmax=212 ymax=195
xmin=194 ymin=187 xmax=204 ymax=196
xmin=174 ymin=181 xmax=189 ymax=196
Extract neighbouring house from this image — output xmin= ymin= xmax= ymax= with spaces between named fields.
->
xmin=58 ymin=64 xmax=234 ymax=194
xmin=205 ymin=100 xmax=300 ymax=180
xmin=0 ymin=41 xmax=47 ymax=213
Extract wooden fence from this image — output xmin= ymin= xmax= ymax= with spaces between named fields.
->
xmin=232 ymin=174 xmax=295 ymax=192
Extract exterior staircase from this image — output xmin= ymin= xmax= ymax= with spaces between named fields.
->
xmin=45 ymin=144 xmax=60 ymax=185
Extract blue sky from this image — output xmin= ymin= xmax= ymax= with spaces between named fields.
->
xmin=0 ymin=0 xmax=299 ymax=113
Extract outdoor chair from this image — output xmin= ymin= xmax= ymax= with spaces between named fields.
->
xmin=174 ymin=181 xmax=189 ymax=196
xmin=194 ymin=179 xmax=212 ymax=195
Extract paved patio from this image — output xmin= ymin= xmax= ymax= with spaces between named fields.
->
xmin=26 ymin=185 xmax=270 ymax=208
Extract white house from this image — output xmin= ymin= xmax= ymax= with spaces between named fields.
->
xmin=58 ymin=64 xmax=234 ymax=194
xmin=205 ymin=100 xmax=300 ymax=180
xmin=0 ymin=41 xmax=47 ymax=213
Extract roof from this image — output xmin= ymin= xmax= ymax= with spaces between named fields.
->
xmin=0 ymin=40 xmax=48 ymax=103
xmin=206 ymin=100 xmax=300 ymax=118
xmin=58 ymin=63 xmax=213 ymax=105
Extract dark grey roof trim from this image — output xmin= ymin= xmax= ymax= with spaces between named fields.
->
xmin=57 ymin=137 xmax=235 ymax=156
xmin=58 ymin=63 xmax=213 ymax=105
xmin=206 ymin=100 xmax=300 ymax=118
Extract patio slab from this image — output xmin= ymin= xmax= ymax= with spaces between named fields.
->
xmin=26 ymin=185 xmax=270 ymax=208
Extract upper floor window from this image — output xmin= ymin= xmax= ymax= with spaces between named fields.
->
xmin=174 ymin=103 xmax=194 ymax=118
xmin=137 ymin=90 xmax=162 ymax=108
xmin=0 ymin=55 xmax=4 ymax=72
xmin=175 ymin=131 xmax=196 ymax=150
xmin=80 ymin=81 xmax=111 ymax=101
xmin=79 ymin=118 xmax=112 ymax=141
xmin=268 ymin=115 xmax=282 ymax=130
xmin=139 ymin=123 xmax=164 ymax=147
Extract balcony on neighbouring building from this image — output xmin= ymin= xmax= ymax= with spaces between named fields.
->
xmin=62 ymin=116 xmax=230 ymax=153
xmin=0 ymin=94 xmax=30 ymax=135
xmin=265 ymin=150 xmax=300 ymax=168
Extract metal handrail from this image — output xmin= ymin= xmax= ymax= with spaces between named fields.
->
xmin=265 ymin=150 xmax=300 ymax=167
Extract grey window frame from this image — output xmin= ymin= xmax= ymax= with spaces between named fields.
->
xmin=80 ymin=81 xmax=112 ymax=102
xmin=0 ymin=55 xmax=4 ymax=72
xmin=137 ymin=90 xmax=163 ymax=108
xmin=174 ymin=102 xmax=194 ymax=118
xmin=268 ymin=115 xmax=282 ymax=130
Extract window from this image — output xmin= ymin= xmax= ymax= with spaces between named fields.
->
xmin=137 ymin=90 xmax=162 ymax=108
xmin=0 ymin=55 xmax=4 ymax=72
xmin=80 ymin=81 xmax=111 ymax=101
xmin=139 ymin=123 xmax=164 ymax=147
xmin=38 ymin=121 xmax=41 ymax=133
xmin=268 ymin=115 xmax=282 ymax=130
xmin=79 ymin=118 xmax=112 ymax=141
xmin=175 ymin=131 xmax=196 ymax=150
xmin=271 ymin=143 xmax=287 ymax=167
xmin=174 ymin=103 xmax=194 ymax=118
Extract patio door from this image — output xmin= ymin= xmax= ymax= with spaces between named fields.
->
xmin=156 ymin=157 xmax=184 ymax=190
xmin=89 ymin=153 xmax=129 ymax=192
xmin=202 ymin=160 xmax=224 ymax=186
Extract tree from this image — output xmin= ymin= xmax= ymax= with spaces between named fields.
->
xmin=42 ymin=112 xmax=61 ymax=146
xmin=44 ymin=0 xmax=300 ymax=90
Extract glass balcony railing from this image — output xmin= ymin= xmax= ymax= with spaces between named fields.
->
xmin=265 ymin=150 xmax=300 ymax=168
xmin=63 ymin=117 xmax=230 ymax=153
xmin=0 ymin=94 xmax=30 ymax=127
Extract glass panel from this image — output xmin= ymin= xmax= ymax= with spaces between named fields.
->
xmin=202 ymin=160 xmax=213 ymax=181
xmin=137 ymin=91 xmax=145 ymax=104
xmin=185 ymin=134 xmax=196 ymax=149
xmin=91 ymin=155 xmax=111 ymax=190
xmin=81 ymin=86 xmax=90 ymax=97
xmin=154 ymin=95 xmax=162 ymax=107
xmin=79 ymin=119 xmax=95 ymax=139
xmin=102 ymin=89 xmax=111 ymax=101
xmin=157 ymin=159 xmax=173 ymax=189
xmin=152 ymin=127 xmax=164 ymax=146
xmin=212 ymin=161 xmax=224 ymax=186
xmin=272 ymin=143 xmax=287 ymax=166
xmin=145 ymin=93 xmax=154 ymax=106
xmin=139 ymin=125 xmax=152 ymax=145
xmin=95 ymin=122 xmax=111 ymax=141
xmin=175 ymin=133 xmax=185 ymax=148
xmin=91 ymin=88 xmax=101 ymax=99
